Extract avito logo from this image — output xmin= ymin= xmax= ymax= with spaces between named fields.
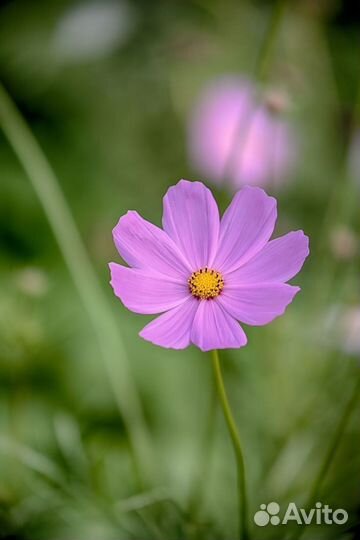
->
xmin=254 ymin=501 xmax=348 ymax=527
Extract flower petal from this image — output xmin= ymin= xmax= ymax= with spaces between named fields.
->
xmin=227 ymin=231 xmax=309 ymax=284
xmin=113 ymin=211 xmax=191 ymax=278
xmin=218 ymin=283 xmax=300 ymax=326
xmin=109 ymin=263 xmax=188 ymax=314
xmin=213 ymin=186 xmax=277 ymax=273
xmin=162 ymin=179 xmax=220 ymax=269
xmin=190 ymin=300 xmax=247 ymax=352
xmin=188 ymin=77 xmax=255 ymax=184
xmin=233 ymin=107 xmax=274 ymax=187
xmin=140 ymin=297 xmax=199 ymax=349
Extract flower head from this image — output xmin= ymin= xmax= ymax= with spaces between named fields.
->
xmin=109 ymin=180 xmax=309 ymax=351
xmin=188 ymin=77 xmax=295 ymax=189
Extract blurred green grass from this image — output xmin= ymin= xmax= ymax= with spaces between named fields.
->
xmin=0 ymin=0 xmax=360 ymax=539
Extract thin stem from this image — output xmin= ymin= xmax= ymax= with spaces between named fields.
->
xmin=223 ymin=0 xmax=287 ymax=184
xmin=312 ymin=32 xmax=360 ymax=309
xmin=0 ymin=81 xmax=153 ymax=484
xmin=291 ymin=374 xmax=360 ymax=540
xmin=211 ymin=349 xmax=249 ymax=540
xmin=254 ymin=0 xmax=287 ymax=81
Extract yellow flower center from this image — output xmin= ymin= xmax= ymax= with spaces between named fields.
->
xmin=188 ymin=267 xmax=224 ymax=300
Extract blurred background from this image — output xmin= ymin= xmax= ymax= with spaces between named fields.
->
xmin=0 ymin=0 xmax=359 ymax=538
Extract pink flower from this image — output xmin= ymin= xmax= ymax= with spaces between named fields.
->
xmin=109 ymin=180 xmax=309 ymax=351
xmin=188 ymin=77 xmax=295 ymax=188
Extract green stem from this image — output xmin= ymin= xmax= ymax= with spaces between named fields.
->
xmin=291 ymin=374 xmax=360 ymax=540
xmin=211 ymin=349 xmax=249 ymax=540
xmin=312 ymin=34 xmax=360 ymax=310
xmin=223 ymin=0 xmax=287 ymax=184
xmin=0 ymin=81 xmax=153 ymax=484
xmin=254 ymin=0 xmax=287 ymax=81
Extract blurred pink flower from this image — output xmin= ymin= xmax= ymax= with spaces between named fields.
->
xmin=324 ymin=304 xmax=360 ymax=356
xmin=109 ymin=180 xmax=308 ymax=351
xmin=341 ymin=307 xmax=360 ymax=355
xmin=329 ymin=225 xmax=358 ymax=261
xmin=15 ymin=267 xmax=49 ymax=297
xmin=188 ymin=77 xmax=296 ymax=189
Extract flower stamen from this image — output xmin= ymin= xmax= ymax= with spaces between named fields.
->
xmin=188 ymin=267 xmax=224 ymax=300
